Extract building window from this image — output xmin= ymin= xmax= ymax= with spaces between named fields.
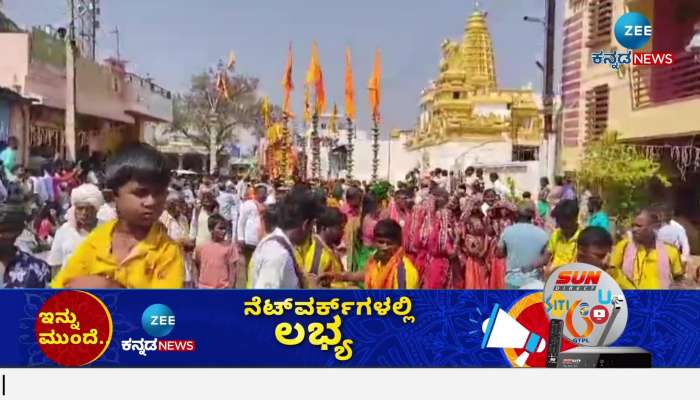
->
xmin=586 ymin=0 xmax=613 ymax=48
xmin=112 ymin=77 xmax=120 ymax=93
xmin=512 ymin=145 xmax=539 ymax=162
xmin=585 ymin=84 xmax=609 ymax=142
xmin=453 ymin=92 xmax=460 ymax=99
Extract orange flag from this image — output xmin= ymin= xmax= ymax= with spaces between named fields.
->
xmin=329 ymin=102 xmax=338 ymax=133
xmin=281 ymin=42 xmax=294 ymax=116
xmin=311 ymin=41 xmax=326 ymax=114
xmin=303 ymin=86 xmax=311 ymax=123
xmin=216 ymin=71 xmax=230 ymax=100
xmin=305 ymin=43 xmax=318 ymax=122
xmin=368 ymin=48 xmax=382 ymax=123
xmin=344 ymin=48 xmax=355 ymax=120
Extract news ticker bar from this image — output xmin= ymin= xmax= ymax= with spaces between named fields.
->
xmin=0 ymin=369 xmax=694 ymax=399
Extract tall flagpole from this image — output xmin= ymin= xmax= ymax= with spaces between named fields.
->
xmin=311 ymin=112 xmax=320 ymax=180
xmin=371 ymin=120 xmax=379 ymax=182
xmin=281 ymin=112 xmax=290 ymax=180
xmin=346 ymin=117 xmax=354 ymax=180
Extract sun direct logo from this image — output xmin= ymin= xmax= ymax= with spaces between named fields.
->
xmin=121 ymin=304 xmax=196 ymax=357
xmin=592 ymin=12 xmax=674 ymax=69
xmin=553 ymin=270 xmax=601 ymax=291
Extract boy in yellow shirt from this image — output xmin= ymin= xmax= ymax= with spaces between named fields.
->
xmin=304 ymin=207 xmax=346 ymax=276
xmin=52 ymin=143 xmax=184 ymax=289
xmin=323 ymin=219 xmax=419 ymax=289
xmin=535 ymin=200 xmax=581 ymax=278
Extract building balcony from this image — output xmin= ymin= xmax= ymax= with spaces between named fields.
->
xmin=631 ymin=52 xmax=700 ymax=109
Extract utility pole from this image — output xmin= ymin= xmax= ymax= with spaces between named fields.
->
xmin=111 ymin=26 xmax=121 ymax=61
xmin=544 ymin=0 xmax=557 ymax=179
xmin=65 ymin=0 xmax=77 ymax=162
xmin=73 ymin=0 xmax=99 ymax=61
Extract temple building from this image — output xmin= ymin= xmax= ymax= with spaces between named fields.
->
xmin=305 ymin=6 xmax=545 ymax=192
xmin=402 ymin=7 xmax=545 ymax=191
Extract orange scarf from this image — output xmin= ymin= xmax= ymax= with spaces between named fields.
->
xmin=365 ymin=248 xmax=404 ymax=289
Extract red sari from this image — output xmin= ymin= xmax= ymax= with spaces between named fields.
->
xmin=459 ymin=201 xmax=490 ymax=289
xmin=422 ymin=206 xmax=455 ymax=289
xmin=407 ymin=199 xmax=430 ymax=276
xmin=486 ymin=202 xmax=516 ymax=290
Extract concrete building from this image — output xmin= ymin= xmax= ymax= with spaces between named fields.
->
xmin=560 ymin=0 xmax=700 ymax=207
xmin=0 ymin=21 xmax=172 ymax=168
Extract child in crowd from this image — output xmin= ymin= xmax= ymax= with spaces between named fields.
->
xmin=34 ymin=204 xmax=57 ymax=243
xmin=193 ymin=214 xmax=239 ymax=289
xmin=51 ymin=143 xmax=184 ymax=289
xmin=324 ymin=219 xmax=419 ymax=289
xmin=576 ymin=226 xmax=613 ymax=269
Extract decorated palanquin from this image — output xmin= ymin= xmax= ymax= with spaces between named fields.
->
xmin=261 ymin=123 xmax=297 ymax=180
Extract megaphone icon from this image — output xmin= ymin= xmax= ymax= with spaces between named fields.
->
xmin=481 ymin=304 xmax=546 ymax=367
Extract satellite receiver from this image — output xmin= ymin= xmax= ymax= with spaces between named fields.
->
xmin=543 ymin=263 xmax=651 ymax=368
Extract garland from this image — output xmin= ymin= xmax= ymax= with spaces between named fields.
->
xmin=634 ymin=144 xmax=700 ymax=181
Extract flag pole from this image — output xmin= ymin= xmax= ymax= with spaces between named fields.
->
xmin=311 ymin=112 xmax=320 ymax=180
xmin=281 ymin=112 xmax=290 ymax=180
xmin=346 ymin=117 xmax=354 ymax=181
xmin=371 ymin=117 xmax=380 ymax=182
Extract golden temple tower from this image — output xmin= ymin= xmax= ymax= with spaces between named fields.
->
xmin=409 ymin=3 xmax=542 ymax=150
xmin=461 ymin=9 xmax=497 ymax=92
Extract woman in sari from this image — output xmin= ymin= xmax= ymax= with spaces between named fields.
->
xmin=354 ymin=194 xmax=385 ymax=271
xmin=404 ymin=189 xmax=428 ymax=267
xmin=458 ymin=197 xmax=490 ymax=289
xmin=486 ymin=200 xmax=517 ymax=289
xmin=422 ymin=188 xmax=455 ymax=289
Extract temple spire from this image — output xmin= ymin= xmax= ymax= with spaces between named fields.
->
xmin=462 ymin=5 xmax=497 ymax=90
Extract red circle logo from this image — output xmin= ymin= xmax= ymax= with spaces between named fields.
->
xmin=34 ymin=291 xmax=113 ymax=367
xmin=590 ymin=305 xmax=610 ymax=324
xmin=503 ymin=292 xmax=577 ymax=367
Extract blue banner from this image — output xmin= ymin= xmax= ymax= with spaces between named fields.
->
xmin=2 ymin=290 xmax=699 ymax=367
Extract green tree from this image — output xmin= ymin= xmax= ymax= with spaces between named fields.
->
xmin=576 ymin=131 xmax=669 ymax=224
xmin=170 ymin=61 xmax=268 ymax=158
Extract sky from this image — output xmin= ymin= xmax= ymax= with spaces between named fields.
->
xmin=4 ymin=0 xmax=563 ymax=135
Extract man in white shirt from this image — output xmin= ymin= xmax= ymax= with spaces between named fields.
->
xmin=656 ymin=204 xmax=691 ymax=265
xmin=237 ymin=184 xmax=267 ymax=267
xmin=96 ymin=189 xmax=118 ymax=224
xmin=489 ymin=172 xmax=510 ymax=199
xmin=216 ymin=182 xmax=240 ymax=223
xmin=249 ymin=187 xmax=323 ymax=288
xmin=236 ymin=177 xmax=249 ymax=200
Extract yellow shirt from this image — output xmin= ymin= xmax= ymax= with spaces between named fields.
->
xmin=366 ymin=256 xmax=420 ymax=289
xmin=327 ymin=198 xmax=340 ymax=208
xmin=608 ymin=239 xmax=683 ymax=289
xmin=303 ymin=236 xmax=344 ymax=275
xmin=547 ymin=228 xmax=581 ymax=269
xmin=51 ymin=220 xmax=185 ymax=289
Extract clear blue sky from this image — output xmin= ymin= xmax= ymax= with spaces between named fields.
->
xmin=4 ymin=0 xmax=563 ymax=132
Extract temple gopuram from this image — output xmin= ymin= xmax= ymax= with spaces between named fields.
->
xmin=396 ymin=6 xmax=544 ymax=191
xmin=300 ymin=6 xmax=546 ymax=193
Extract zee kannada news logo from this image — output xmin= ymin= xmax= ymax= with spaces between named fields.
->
xmin=121 ymin=303 xmax=196 ymax=357
xmin=592 ymin=12 xmax=674 ymax=69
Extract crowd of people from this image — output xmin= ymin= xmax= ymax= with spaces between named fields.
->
xmin=0 ymin=137 xmax=698 ymax=290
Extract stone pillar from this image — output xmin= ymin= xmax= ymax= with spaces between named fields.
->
xmin=177 ymin=153 xmax=184 ymax=170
